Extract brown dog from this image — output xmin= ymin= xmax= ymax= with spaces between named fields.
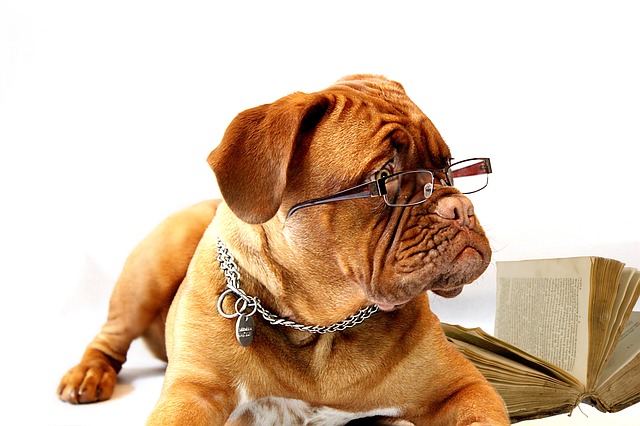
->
xmin=58 ymin=75 xmax=509 ymax=425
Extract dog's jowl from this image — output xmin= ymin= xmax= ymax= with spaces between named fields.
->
xmin=58 ymin=75 xmax=509 ymax=426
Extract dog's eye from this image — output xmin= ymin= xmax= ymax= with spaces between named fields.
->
xmin=375 ymin=168 xmax=392 ymax=180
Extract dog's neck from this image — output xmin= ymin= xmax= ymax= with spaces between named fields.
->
xmin=215 ymin=238 xmax=379 ymax=347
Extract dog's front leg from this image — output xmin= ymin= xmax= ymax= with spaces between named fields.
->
xmin=409 ymin=381 xmax=510 ymax=426
xmin=57 ymin=201 xmax=218 ymax=404
xmin=146 ymin=379 xmax=237 ymax=426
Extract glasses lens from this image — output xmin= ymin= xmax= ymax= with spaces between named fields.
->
xmin=383 ymin=171 xmax=434 ymax=206
xmin=449 ymin=159 xmax=490 ymax=194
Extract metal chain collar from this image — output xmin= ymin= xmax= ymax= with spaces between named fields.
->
xmin=216 ymin=238 xmax=379 ymax=338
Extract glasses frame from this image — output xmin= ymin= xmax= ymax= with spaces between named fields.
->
xmin=285 ymin=157 xmax=491 ymax=219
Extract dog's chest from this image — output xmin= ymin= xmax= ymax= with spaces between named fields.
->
xmin=229 ymin=389 xmax=401 ymax=425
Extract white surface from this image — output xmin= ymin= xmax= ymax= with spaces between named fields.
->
xmin=2 ymin=1 xmax=639 ymax=425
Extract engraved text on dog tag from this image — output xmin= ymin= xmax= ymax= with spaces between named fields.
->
xmin=235 ymin=314 xmax=255 ymax=347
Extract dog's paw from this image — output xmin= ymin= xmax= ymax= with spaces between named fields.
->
xmin=57 ymin=357 xmax=117 ymax=404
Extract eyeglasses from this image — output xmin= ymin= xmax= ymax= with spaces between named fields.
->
xmin=286 ymin=157 xmax=492 ymax=219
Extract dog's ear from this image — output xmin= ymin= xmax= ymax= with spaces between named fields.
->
xmin=208 ymin=92 xmax=331 ymax=224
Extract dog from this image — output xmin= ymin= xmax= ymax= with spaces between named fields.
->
xmin=58 ymin=75 xmax=509 ymax=425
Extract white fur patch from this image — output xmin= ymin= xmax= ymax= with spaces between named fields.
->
xmin=231 ymin=386 xmax=401 ymax=425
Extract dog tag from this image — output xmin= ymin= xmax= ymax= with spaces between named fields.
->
xmin=235 ymin=314 xmax=255 ymax=347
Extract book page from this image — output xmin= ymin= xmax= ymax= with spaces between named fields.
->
xmin=586 ymin=258 xmax=629 ymax=387
xmin=443 ymin=323 xmax=584 ymax=422
xmin=442 ymin=324 xmax=583 ymax=388
xmin=495 ymin=257 xmax=592 ymax=385
xmin=597 ymin=268 xmax=640 ymax=384
xmin=599 ymin=311 xmax=640 ymax=383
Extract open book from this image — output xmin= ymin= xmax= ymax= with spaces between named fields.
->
xmin=442 ymin=256 xmax=640 ymax=422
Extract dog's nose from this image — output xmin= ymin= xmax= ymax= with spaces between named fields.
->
xmin=434 ymin=195 xmax=475 ymax=228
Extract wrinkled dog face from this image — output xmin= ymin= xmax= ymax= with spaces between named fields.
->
xmin=281 ymin=76 xmax=491 ymax=310
xmin=210 ymin=74 xmax=491 ymax=314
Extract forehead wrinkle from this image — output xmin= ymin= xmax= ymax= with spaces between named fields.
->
xmin=346 ymin=118 xmax=407 ymax=182
xmin=332 ymin=75 xmax=415 ymax=113
xmin=316 ymin=80 xmax=448 ymax=183
xmin=320 ymin=92 xmax=404 ymax=154
xmin=330 ymin=77 xmax=451 ymax=169
xmin=414 ymin=116 xmax=450 ymax=169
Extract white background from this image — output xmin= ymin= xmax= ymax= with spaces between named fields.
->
xmin=1 ymin=1 xmax=639 ymax=425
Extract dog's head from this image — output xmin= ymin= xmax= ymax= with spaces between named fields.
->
xmin=208 ymin=75 xmax=491 ymax=313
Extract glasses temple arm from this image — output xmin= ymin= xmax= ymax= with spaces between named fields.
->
xmin=286 ymin=181 xmax=381 ymax=219
xmin=451 ymin=158 xmax=492 ymax=178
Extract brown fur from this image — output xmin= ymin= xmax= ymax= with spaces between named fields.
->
xmin=58 ymin=75 xmax=509 ymax=425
